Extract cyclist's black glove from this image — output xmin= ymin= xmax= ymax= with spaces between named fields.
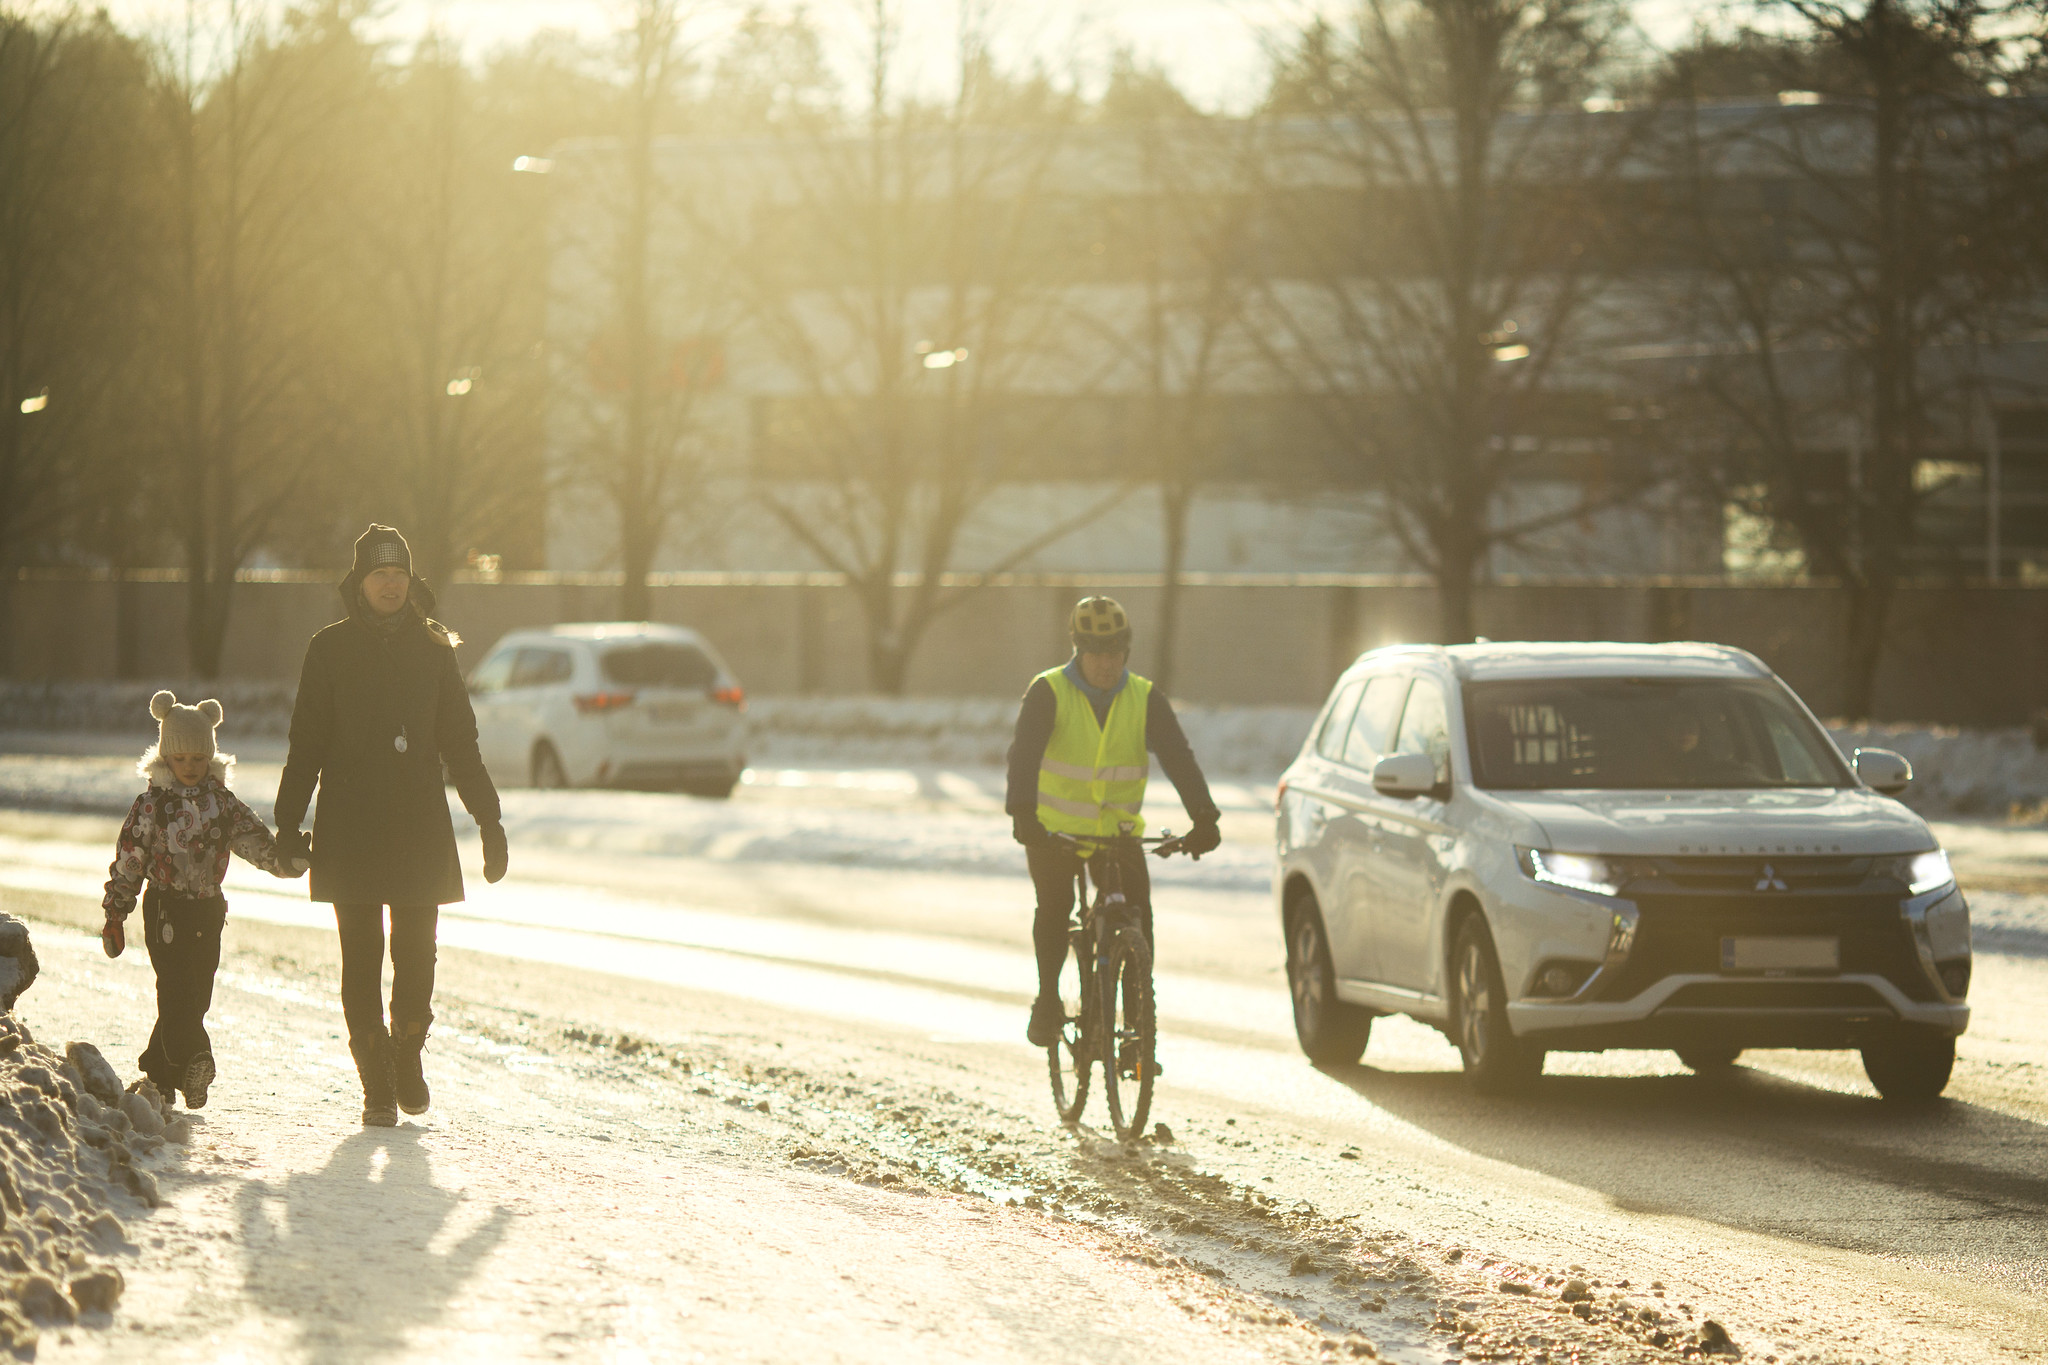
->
xmin=1012 ymin=815 xmax=1051 ymax=848
xmin=1184 ymin=819 xmax=1222 ymax=857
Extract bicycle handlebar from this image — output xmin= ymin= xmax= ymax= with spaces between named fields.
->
xmin=1049 ymin=830 xmax=1197 ymax=860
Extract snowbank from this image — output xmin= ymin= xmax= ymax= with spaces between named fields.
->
xmin=0 ymin=684 xmax=1319 ymax=778
xmin=743 ymin=698 xmax=1319 ymax=778
xmin=0 ymin=918 xmax=163 ymax=1347
xmin=1825 ymin=724 xmax=2048 ymax=818
xmin=11 ymin=681 xmax=2048 ymax=807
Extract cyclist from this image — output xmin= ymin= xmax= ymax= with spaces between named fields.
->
xmin=1008 ymin=596 xmax=1222 ymax=1059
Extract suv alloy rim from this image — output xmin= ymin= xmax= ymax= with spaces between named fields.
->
xmin=1457 ymin=937 xmax=1491 ymax=1065
xmin=1291 ymin=917 xmax=1325 ymax=1032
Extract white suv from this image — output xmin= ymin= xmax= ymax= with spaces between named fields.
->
xmin=466 ymin=623 xmax=748 ymax=796
xmin=1276 ymin=642 xmax=1971 ymax=1102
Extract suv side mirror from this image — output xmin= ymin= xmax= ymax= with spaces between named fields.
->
xmin=1373 ymin=753 xmax=1439 ymax=799
xmin=1855 ymin=747 xmax=1912 ymax=796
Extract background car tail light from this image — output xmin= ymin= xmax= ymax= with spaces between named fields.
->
xmin=712 ymin=685 xmax=746 ymax=710
xmin=573 ymin=690 xmax=637 ymax=714
xmin=1275 ymin=778 xmax=1288 ymax=812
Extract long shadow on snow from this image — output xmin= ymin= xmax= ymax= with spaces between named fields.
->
xmin=1326 ymin=1061 xmax=2048 ymax=1268
xmin=233 ymin=1127 xmax=513 ymax=1364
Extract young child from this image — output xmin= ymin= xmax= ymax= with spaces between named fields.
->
xmin=102 ymin=691 xmax=306 ymax=1109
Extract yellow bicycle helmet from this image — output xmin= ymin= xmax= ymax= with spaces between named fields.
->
xmin=1069 ymin=595 xmax=1132 ymax=655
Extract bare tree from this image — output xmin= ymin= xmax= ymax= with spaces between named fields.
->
xmin=1250 ymin=0 xmax=1658 ymax=644
xmin=1096 ymin=67 xmax=1260 ymax=692
xmin=548 ymin=0 xmax=733 ymax=622
xmin=1654 ymin=1 xmax=2047 ymax=716
xmin=356 ymin=30 xmax=548 ymax=586
xmin=727 ymin=0 xmax=1130 ymax=693
xmin=0 ymin=7 xmax=153 ymax=672
xmin=150 ymin=0 xmax=378 ymax=675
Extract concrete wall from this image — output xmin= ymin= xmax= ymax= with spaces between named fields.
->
xmin=9 ymin=575 xmax=2045 ymax=725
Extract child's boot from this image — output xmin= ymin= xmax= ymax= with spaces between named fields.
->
xmin=350 ymin=1030 xmax=397 ymax=1127
xmin=181 ymin=1051 xmax=216 ymax=1109
xmin=391 ymin=1018 xmax=430 ymax=1115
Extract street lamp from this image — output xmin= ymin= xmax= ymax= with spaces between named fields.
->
xmin=19 ymin=388 xmax=48 ymax=414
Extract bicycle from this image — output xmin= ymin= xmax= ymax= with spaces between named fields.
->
xmin=1045 ymin=827 xmax=1191 ymax=1141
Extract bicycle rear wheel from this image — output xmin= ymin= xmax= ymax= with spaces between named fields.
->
xmin=1099 ymin=927 xmax=1156 ymax=1142
xmin=1048 ymin=941 xmax=1092 ymax=1126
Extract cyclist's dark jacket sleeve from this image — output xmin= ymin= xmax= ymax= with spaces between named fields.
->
xmin=1004 ymin=676 xmax=1220 ymax=827
xmin=1005 ymin=677 xmax=1058 ymax=819
xmin=1147 ymin=690 xmax=1220 ymax=826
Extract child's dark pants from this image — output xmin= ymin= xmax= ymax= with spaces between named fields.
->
xmin=138 ymin=888 xmax=227 ymax=1093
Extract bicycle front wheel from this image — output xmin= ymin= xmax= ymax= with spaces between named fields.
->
xmin=1099 ymin=927 xmax=1156 ymax=1142
xmin=1048 ymin=940 xmax=1092 ymax=1126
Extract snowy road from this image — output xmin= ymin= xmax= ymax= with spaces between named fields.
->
xmin=1 ymin=746 xmax=2047 ymax=1361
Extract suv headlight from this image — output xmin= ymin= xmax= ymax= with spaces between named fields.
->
xmin=1877 ymin=849 xmax=1954 ymax=896
xmin=1521 ymin=848 xmax=1626 ymax=898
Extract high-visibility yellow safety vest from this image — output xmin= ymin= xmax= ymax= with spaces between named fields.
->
xmin=1035 ymin=666 xmax=1151 ymax=837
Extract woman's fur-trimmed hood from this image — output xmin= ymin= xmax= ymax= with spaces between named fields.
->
xmin=138 ymin=744 xmax=235 ymax=791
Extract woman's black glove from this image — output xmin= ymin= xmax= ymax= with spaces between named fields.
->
xmin=481 ymin=821 xmax=509 ymax=883
xmin=275 ymin=828 xmax=312 ymax=874
xmin=1012 ymin=814 xmax=1051 ymax=848
xmin=1184 ymin=819 xmax=1222 ymax=857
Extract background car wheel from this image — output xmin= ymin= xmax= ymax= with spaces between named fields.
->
xmin=677 ymin=769 xmax=739 ymax=799
xmin=1451 ymin=917 xmax=1543 ymax=1095
xmin=1285 ymin=898 xmax=1372 ymax=1067
xmin=1677 ymin=1044 xmax=1743 ymax=1073
xmin=531 ymin=742 xmax=569 ymax=790
xmin=1861 ymin=1032 xmax=1955 ymax=1105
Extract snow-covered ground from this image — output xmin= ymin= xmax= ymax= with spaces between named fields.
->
xmin=7 ymin=740 xmax=2048 ymax=1361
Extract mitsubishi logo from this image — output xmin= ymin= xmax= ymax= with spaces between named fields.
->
xmin=1755 ymin=863 xmax=1790 ymax=892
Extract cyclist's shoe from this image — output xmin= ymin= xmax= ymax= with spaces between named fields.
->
xmin=1027 ymin=995 xmax=1064 ymax=1048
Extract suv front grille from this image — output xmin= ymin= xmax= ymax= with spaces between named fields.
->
xmin=1628 ymin=855 xmax=1880 ymax=895
xmin=1598 ymin=893 xmax=1932 ymax=1003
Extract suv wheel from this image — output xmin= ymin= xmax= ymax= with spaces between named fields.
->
xmin=1861 ymin=1032 xmax=1955 ymax=1105
xmin=1451 ymin=917 xmax=1543 ymax=1095
xmin=532 ymin=742 xmax=569 ymax=790
xmin=1286 ymin=898 xmax=1372 ymax=1067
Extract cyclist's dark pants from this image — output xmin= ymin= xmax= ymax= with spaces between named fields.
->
xmin=1027 ymin=840 xmax=1152 ymax=998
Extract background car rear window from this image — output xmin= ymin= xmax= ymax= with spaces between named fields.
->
xmin=1464 ymin=677 xmax=1852 ymax=790
xmin=602 ymin=643 xmax=716 ymax=689
xmin=510 ymin=648 xmax=574 ymax=688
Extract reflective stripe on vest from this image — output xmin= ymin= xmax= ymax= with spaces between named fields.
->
xmin=1035 ymin=667 xmax=1151 ymax=837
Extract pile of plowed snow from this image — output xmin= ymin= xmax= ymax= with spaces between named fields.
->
xmin=0 ymin=916 xmax=161 ymax=1349
xmin=0 ymin=1018 xmax=160 ymax=1348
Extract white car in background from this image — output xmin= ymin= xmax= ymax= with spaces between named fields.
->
xmin=465 ymin=623 xmax=748 ymax=797
xmin=1276 ymin=641 xmax=1971 ymax=1103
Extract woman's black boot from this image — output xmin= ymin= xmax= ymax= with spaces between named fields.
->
xmin=391 ymin=1018 xmax=430 ymax=1115
xmin=351 ymin=1030 xmax=398 ymax=1127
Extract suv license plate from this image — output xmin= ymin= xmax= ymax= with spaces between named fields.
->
xmin=647 ymin=701 xmax=696 ymax=723
xmin=1721 ymin=936 xmax=1839 ymax=974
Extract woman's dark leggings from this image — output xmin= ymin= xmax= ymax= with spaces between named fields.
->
xmin=333 ymin=903 xmax=439 ymax=1042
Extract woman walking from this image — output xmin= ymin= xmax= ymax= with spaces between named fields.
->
xmin=274 ymin=525 xmax=508 ymax=1127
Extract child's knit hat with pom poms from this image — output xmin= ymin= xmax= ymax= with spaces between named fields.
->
xmin=151 ymin=691 xmax=222 ymax=758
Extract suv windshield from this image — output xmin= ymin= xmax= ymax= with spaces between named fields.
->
xmin=1465 ymin=677 xmax=1852 ymax=791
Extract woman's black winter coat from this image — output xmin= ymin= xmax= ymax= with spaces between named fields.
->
xmin=275 ymin=613 xmax=501 ymax=906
